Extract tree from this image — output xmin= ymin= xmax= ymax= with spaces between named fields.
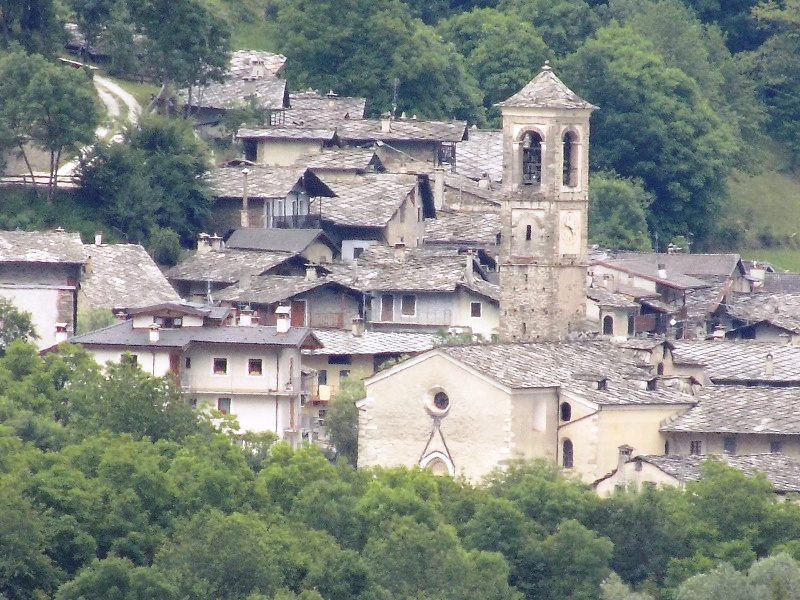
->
xmin=0 ymin=298 xmax=37 ymax=353
xmin=589 ymin=171 xmax=653 ymax=251
xmin=497 ymin=0 xmax=600 ymax=57
xmin=55 ymin=557 xmax=177 ymax=600
xmin=325 ymin=376 xmax=363 ymax=466
xmin=66 ymin=0 xmax=119 ymax=64
xmin=0 ymin=0 xmax=61 ymax=53
xmin=562 ymin=24 xmax=738 ymax=241
xmin=601 ymin=573 xmax=654 ymax=600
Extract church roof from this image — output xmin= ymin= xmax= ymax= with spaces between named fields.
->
xmin=497 ymin=63 xmax=596 ymax=110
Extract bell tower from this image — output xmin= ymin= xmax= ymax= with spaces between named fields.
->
xmin=497 ymin=62 xmax=597 ymax=341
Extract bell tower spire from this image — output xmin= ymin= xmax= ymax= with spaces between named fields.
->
xmin=497 ymin=63 xmax=597 ymax=341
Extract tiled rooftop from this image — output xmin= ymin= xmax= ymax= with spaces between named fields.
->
xmin=763 ymin=272 xmax=800 ymax=293
xmin=455 ymin=129 xmax=503 ymax=182
xmin=337 ymin=118 xmax=468 ymax=143
xmin=0 ymin=230 xmax=85 ymax=264
xmin=237 ymin=126 xmax=337 ymax=141
xmin=289 ymin=91 xmax=366 ymax=118
xmin=205 ymin=165 xmax=316 ymax=199
xmin=225 ymin=229 xmax=331 ymax=254
xmin=672 ymin=340 xmax=800 ymax=383
xmin=586 ymin=286 xmax=640 ymax=309
xmin=424 ymin=210 xmax=501 ymax=247
xmin=165 ymin=250 xmax=298 ymax=284
xmin=725 ymin=292 xmax=800 ymax=334
xmin=300 ymin=148 xmax=383 ymax=172
xmin=319 ymin=174 xmax=419 ymax=227
xmin=497 ymin=65 xmax=597 ymax=110
xmin=306 ymin=329 xmax=435 ymax=355
xmin=184 ymin=77 xmax=287 ymax=111
xmin=217 ymin=275 xmax=355 ymax=305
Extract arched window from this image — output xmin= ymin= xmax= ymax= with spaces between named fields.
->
xmin=657 ymin=363 xmax=665 ymax=375
xmin=562 ymin=131 xmax=578 ymax=187
xmin=522 ymin=131 xmax=542 ymax=185
xmin=560 ymin=402 xmax=572 ymax=422
xmin=562 ymin=439 xmax=574 ymax=468
xmin=628 ymin=316 xmax=635 ymax=336
xmin=603 ymin=315 xmax=614 ymax=335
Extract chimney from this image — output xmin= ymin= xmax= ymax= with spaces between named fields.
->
xmin=657 ymin=263 xmax=667 ymax=279
xmin=766 ymin=352 xmax=774 ymax=377
xmin=352 ymin=316 xmax=365 ymax=337
xmin=477 ymin=172 xmax=491 ymax=190
xmin=433 ymin=167 xmax=445 ymax=210
xmin=94 ymin=230 xmax=103 ymax=246
xmin=394 ymin=242 xmax=406 ymax=262
xmin=239 ymin=308 xmax=253 ymax=326
xmin=210 ymin=233 xmax=223 ymax=251
xmin=381 ymin=115 xmax=392 ymax=133
xmin=618 ymin=444 xmax=634 ymax=473
xmin=305 ymin=265 xmax=317 ymax=281
xmin=275 ymin=305 xmax=291 ymax=334
xmin=241 ymin=168 xmax=250 ymax=228
xmin=84 ymin=255 xmax=93 ymax=275
xmin=149 ymin=323 xmax=160 ymax=344
xmin=197 ymin=232 xmax=211 ymax=255
xmin=243 ymin=75 xmax=256 ymax=97
xmin=55 ymin=323 xmax=69 ymax=344
xmin=465 ymin=250 xmax=474 ymax=284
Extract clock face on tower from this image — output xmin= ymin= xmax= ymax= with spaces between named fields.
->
xmin=559 ymin=210 xmax=582 ymax=255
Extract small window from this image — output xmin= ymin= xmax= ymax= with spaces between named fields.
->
xmin=339 ymin=369 xmax=350 ymax=379
xmin=121 ymin=353 xmax=138 ymax=366
xmin=470 ymin=302 xmax=482 ymax=318
xmin=525 ymin=224 xmax=532 ymax=241
xmin=433 ymin=392 xmax=449 ymax=411
xmin=217 ymin=397 xmax=231 ymax=415
xmin=248 ymin=358 xmax=263 ymax=375
xmin=560 ymin=402 xmax=572 ymax=422
xmin=646 ymin=379 xmax=657 ymax=391
xmin=185 ymin=357 xmax=191 ymax=369
xmin=318 ymin=369 xmax=328 ymax=385
xmin=562 ymin=439 xmax=574 ymax=469
xmin=562 ymin=131 xmax=578 ymax=187
xmin=723 ymin=437 xmax=736 ymax=455
xmin=213 ymin=358 xmax=228 ymax=375
xmin=690 ymin=440 xmax=702 ymax=455
xmin=401 ymin=294 xmax=416 ymax=316
xmin=603 ymin=315 xmax=614 ymax=335
xmin=328 ymin=355 xmax=351 ymax=365
xmin=771 ymin=441 xmax=783 ymax=454
xmin=189 ymin=398 xmax=197 ymax=409
xmin=426 ymin=388 xmax=451 ymax=416
xmin=353 ymin=247 xmax=365 ymax=259
xmin=522 ymin=131 xmax=542 ymax=185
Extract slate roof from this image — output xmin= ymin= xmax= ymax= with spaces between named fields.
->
xmin=596 ymin=252 xmax=742 ymax=283
xmin=631 ymin=454 xmax=800 ymax=493
xmin=81 ymin=244 xmax=180 ymax=309
xmin=672 ymin=340 xmax=800 ymax=383
xmin=237 ymin=126 xmax=337 ymax=142
xmin=586 ymin=286 xmax=640 ymax=309
xmin=0 ymin=230 xmax=85 ymax=264
xmin=216 ymin=275 xmax=357 ymax=305
xmin=763 ymin=273 xmax=800 ymax=293
xmin=443 ymin=173 xmax=503 ymax=206
xmin=660 ymin=385 xmax=800 ymax=435
xmin=228 ymin=50 xmax=287 ymax=77
xmin=424 ymin=210 xmax=501 ymax=247
xmin=206 ymin=166 xmax=336 ymax=200
xmin=337 ymin=118 xmax=468 ymax=143
xmin=165 ymin=250 xmax=298 ymax=284
xmin=69 ymin=319 xmax=319 ymax=350
xmin=724 ymin=292 xmax=800 ymax=333
xmin=497 ymin=64 xmax=597 ymax=110
xmin=455 ymin=129 xmax=503 ymax=182
xmin=318 ymin=174 xmax=419 ymax=227
xmin=306 ymin=329 xmax=435 ymax=356
xmin=225 ymin=229 xmax=334 ymax=254
xmin=300 ymin=148 xmax=383 ymax=172
xmin=434 ymin=341 xmax=694 ymax=406
xmin=185 ymin=77 xmax=288 ymax=111
xmin=289 ymin=91 xmax=366 ymax=119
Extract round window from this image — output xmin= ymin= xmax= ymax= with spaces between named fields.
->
xmin=425 ymin=388 xmax=451 ymax=416
xmin=433 ymin=392 xmax=449 ymax=411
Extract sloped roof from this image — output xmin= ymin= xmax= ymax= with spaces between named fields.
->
xmin=337 ymin=118 xmax=468 ymax=143
xmin=763 ymin=273 xmax=800 ymax=293
xmin=237 ymin=126 xmax=338 ymax=142
xmin=319 ymin=174 xmax=419 ymax=227
xmin=165 ymin=250 xmax=299 ymax=284
xmin=225 ymin=229 xmax=334 ymax=254
xmin=289 ymin=91 xmax=366 ymax=119
xmin=229 ymin=50 xmax=287 ymax=77
xmin=424 ymin=210 xmax=501 ymax=247
xmin=672 ymin=340 xmax=800 ymax=383
xmin=306 ymin=329 xmax=435 ymax=355
xmin=69 ymin=319 xmax=319 ymax=350
xmin=217 ymin=275 xmax=358 ymax=305
xmin=660 ymin=385 xmax=800 ymax=435
xmin=206 ymin=166 xmax=335 ymax=200
xmin=0 ymin=230 xmax=85 ymax=264
xmin=725 ymin=292 xmax=800 ymax=334
xmin=586 ymin=286 xmax=640 ymax=309
xmin=456 ymin=129 xmax=503 ymax=182
xmin=185 ymin=78 xmax=288 ymax=111
xmin=300 ymin=148 xmax=383 ymax=172
xmin=82 ymin=244 xmax=180 ymax=309
xmin=497 ymin=64 xmax=597 ymax=110
xmin=593 ymin=253 xmax=743 ymax=290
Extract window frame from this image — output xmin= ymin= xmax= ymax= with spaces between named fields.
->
xmin=690 ymin=440 xmax=702 ymax=455
xmin=217 ymin=397 xmax=231 ymax=415
xmin=470 ymin=301 xmax=482 ymax=318
xmin=401 ymin=294 xmax=417 ymax=316
xmin=213 ymin=357 xmax=228 ymax=375
xmin=248 ymin=358 xmax=263 ymax=376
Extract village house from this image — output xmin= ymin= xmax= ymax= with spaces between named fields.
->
xmin=225 ymin=228 xmax=338 ymax=264
xmin=67 ymin=301 xmax=321 ymax=442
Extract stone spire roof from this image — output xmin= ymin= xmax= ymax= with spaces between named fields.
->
xmin=496 ymin=62 xmax=597 ymax=110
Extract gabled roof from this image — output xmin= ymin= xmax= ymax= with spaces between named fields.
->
xmin=660 ymin=385 xmax=800 ymax=435
xmin=205 ymin=166 xmax=335 ymax=200
xmin=216 ymin=275 xmax=359 ymax=306
xmin=165 ymin=250 xmax=301 ymax=284
xmin=455 ymin=128 xmax=503 ymax=182
xmin=185 ymin=77 xmax=288 ymax=111
xmin=228 ymin=50 xmax=287 ymax=77
xmin=319 ymin=173 xmax=422 ymax=227
xmin=672 ymin=340 xmax=800 ymax=384
xmin=69 ymin=319 xmax=320 ymax=350
xmin=300 ymin=148 xmax=383 ymax=173
xmin=337 ymin=118 xmax=468 ymax=143
xmin=225 ymin=229 xmax=336 ymax=254
xmin=497 ymin=64 xmax=597 ymax=110
xmin=586 ymin=286 xmax=640 ymax=310
xmin=237 ymin=126 xmax=338 ymax=142
xmin=0 ymin=230 xmax=85 ymax=264
xmin=763 ymin=272 xmax=800 ymax=293
xmin=593 ymin=252 xmax=743 ymax=290
xmin=724 ymin=292 xmax=800 ymax=334
xmin=306 ymin=329 xmax=435 ymax=356
xmin=424 ymin=210 xmax=501 ymax=247
xmin=127 ymin=301 xmax=216 ymax=318
xmin=289 ymin=91 xmax=366 ymax=119
xmin=82 ymin=244 xmax=180 ymax=309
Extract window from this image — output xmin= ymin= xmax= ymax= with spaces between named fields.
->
xmin=248 ymin=358 xmax=263 ymax=375
xmin=690 ymin=440 xmax=702 ymax=455
xmin=433 ymin=392 xmax=449 ymax=411
xmin=562 ymin=131 xmax=578 ymax=187
xmin=771 ymin=441 xmax=783 ymax=454
xmin=426 ymin=388 xmax=451 ymax=416
xmin=522 ymin=131 xmax=542 ymax=185
xmin=560 ymin=402 xmax=572 ymax=422
xmin=381 ymin=294 xmax=394 ymax=321
xmin=353 ymin=247 xmax=365 ymax=259
xmin=318 ymin=369 xmax=328 ymax=385
xmin=723 ymin=437 xmax=737 ymax=455
xmin=185 ymin=357 xmax=191 ymax=369
xmin=525 ymin=224 xmax=532 ymax=241
xmin=328 ymin=355 xmax=351 ymax=365
xmin=189 ymin=398 xmax=197 ymax=409
xmin=401 ymin=294 xmax=416 ymax=316
xmin=217 ymin=397 xmax=231 ymax=415
xmin=339 ymin=369 xmax=350 ymax=380
xmin=470 ymin=302 xmax=482 ymax=318
xmin=646 ymin=379 xmax=657 ymax=391
xmin=121 ymin=353 xmax=138 ymax=366
xmin=155 ymin=316 xmax=182 ymax=329
xmin=213 ymin=358 xmax=228 ymax=375
xmin=603 ymin=315 xmax=614 ymax=335
xmin=562 ymin=439 xmax=574 ymax=468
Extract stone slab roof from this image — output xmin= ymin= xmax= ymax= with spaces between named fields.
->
xmin=82 ymin=244 xmax=180 ymax=310
xmin=184 ymin=77 xmax=288 ymax=111
xmin=634 ymin=453 xmax=800 ymax=493
xmin=237 ymin=126 xmax=337 ymax=142
xmin=206 ymin=166 xmax=307 ymax=199
xmin=593 ymin=253 xmax=724 ymax=290
xmin=437 ymin=341 xmax=694 ymax=406
xmin=672 ymin=340 xmax=800 ymax=383
xmin=165 ymin=250 xmax=298 ymax=284
xmin=763 ymin=273 xmax=800 ymax=293
xmin=69 ymin=319 xmax=319 ymax=350
xmin=289 ymin=91 xmax=366 ymax=119
xmin=424 ymin=210 xmax=501 ymax=247
xmin=319 ymin=174 xmax=418 ymax=227
xmin=0 ymin=230 xmax=85 ymax=264
xmin=725 ymin=292 xmax=800 ymax=334
xmin=443 ymin=173 xmax=503 ymax=206
xmin=337 ymin=118 xmax=468 ymax=143
xmin=497 ymin=64 xmax=596 ymax=110
xmin=225 ymin=229 xmax=334 ymax=254
xmin=300 ymin=148 xmax=383 ymax=172
xmin=586 ymin=286 xmax=640 ymax=309
xmin=229 ymin=50 xmax=287 ymax=77
xmin=217 ymin=275 xmax=356 ymax=305
xmin=455 ymin=129 xmax=503 ymax=182
xmin=661 ymin=385 xmax=800 ymax=434
xmin=306 ymin=329 xmax=435 ymax=356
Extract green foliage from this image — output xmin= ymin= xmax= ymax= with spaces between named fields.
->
xmin=498 ymin=0 xmax=600 ymax=56
xmin=601 ymin=573 xmax=655 ymax=600
xmin=0 ymin=299 xmax=37 ymax=353
xmin=0 ymin=0 xmax=61 ymax=54
xmin=55 ymin=557 xmax=178 ymax=600
xmin=148 ymin=226 xmax=182 ymax=266
xmin=589 ymin=171 xmax=653 ymax=250
xmin=77 ymin=308 xmax=117 ymax=335
xmin=325 ymin=376 xmax=363 ymax=466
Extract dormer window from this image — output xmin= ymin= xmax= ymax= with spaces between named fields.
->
xmin=154 ymin=316 xmax=182 ymax=329
xmin=522 ymin=131 xmax=542 ymax=185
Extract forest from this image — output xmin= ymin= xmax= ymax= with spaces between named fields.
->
xmin=0 ymin=338 xmax=800 ymax=599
